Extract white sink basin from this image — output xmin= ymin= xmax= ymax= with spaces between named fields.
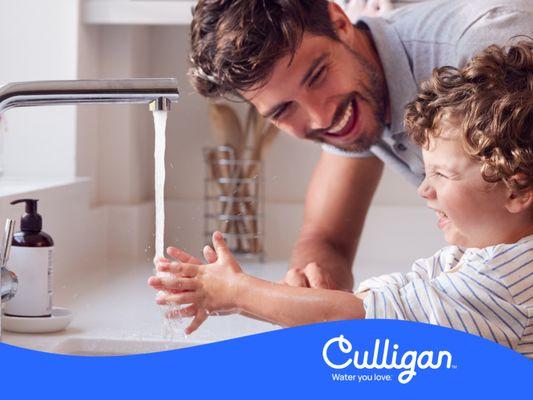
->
xmin=52 ymin=337 xmax=204 ymax=356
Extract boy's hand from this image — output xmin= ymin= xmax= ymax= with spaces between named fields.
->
xmin=148 ymin=231 xmax=244 ymax=334
xmin=149 ymin=244 xmax=215 ymax=334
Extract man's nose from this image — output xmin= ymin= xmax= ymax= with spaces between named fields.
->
xmin=417 ymin=176 xmax=436 ymax=199
xmin=305 ymin=98 xmax=334 ymax=133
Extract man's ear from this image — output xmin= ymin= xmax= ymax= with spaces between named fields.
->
xmin=505 ymin=174 xmax=532 ymax=213
xmin=327 ymin=1 xmax=353 ymax=41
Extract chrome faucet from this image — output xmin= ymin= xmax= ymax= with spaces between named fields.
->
xmin=0 ymin=78 xmax=179 ymax=339
xmin=1 ymin=219 xmax=17 ymax=339
xmin=0 ymin=78 xmax=179 ymax=113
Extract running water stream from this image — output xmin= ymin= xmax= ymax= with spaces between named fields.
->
xmin=153 ymin=110 xmax=167 ymax=259
xmin=153 ymin=110 xmax=187 ymax=338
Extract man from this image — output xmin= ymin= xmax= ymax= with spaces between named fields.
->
xmin=188 ymin=0 xmax=533 ymax=291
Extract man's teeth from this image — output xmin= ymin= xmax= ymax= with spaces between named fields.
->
xmin=329 ymin=101 xmax=353 ymax=134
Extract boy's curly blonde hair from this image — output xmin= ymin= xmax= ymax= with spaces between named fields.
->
xmin=404 ymin=39 xmax=533 ymax=192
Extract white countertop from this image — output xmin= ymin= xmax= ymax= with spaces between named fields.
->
xmin=1 ymin=260 xmax=287 ymax=354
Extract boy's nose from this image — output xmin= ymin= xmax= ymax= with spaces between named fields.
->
xmin=417 ymin=177 xmax=436 ymax=199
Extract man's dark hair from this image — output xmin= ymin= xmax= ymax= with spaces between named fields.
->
xmin=189 ymin=0 xmax=339 ymax=99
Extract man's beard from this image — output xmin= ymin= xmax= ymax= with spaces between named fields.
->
xmin=309 ymin=46 xmax=387 ymax=153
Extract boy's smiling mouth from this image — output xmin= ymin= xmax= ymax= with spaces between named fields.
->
xmin=435 ymin=209 xmax=450 ymax=229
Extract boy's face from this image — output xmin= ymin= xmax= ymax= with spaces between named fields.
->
xmin=418 ymin=129 xmax=512 ymax=248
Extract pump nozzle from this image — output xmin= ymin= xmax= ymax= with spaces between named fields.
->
xmin=11 ymin=199 xmax=42 ymax=233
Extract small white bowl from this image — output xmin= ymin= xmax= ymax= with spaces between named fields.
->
xmin=2 ymin=307 xmax=73 ymax=333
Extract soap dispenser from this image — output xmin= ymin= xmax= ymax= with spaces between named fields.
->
xmin=3 ymin=199 xmax=54 ymax=317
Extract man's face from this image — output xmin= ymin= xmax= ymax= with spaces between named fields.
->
xmin=241 ymin=32 xmax=387 ymax=152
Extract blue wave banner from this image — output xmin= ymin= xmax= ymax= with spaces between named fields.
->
xmin=0 ymin=320 xmax=530 ymax=398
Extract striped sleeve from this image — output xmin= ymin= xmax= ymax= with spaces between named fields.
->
xmin=356 ymin=248 xmax=453 ymax=322
xmin=516 ymin=313 xmax=533 ymax=358
xmin=357 ymin=248 xmax=450 ymax=295
xmin=487 ymin=236 xmax=533 ymax=358
xmin=356 ymin=238 xmax=533 ymax=358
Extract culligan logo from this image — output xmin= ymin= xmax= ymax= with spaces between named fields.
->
xmin=322 ymin=335 xmax=453 ymax=384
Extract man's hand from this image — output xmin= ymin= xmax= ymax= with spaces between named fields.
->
xmin=283 ymin=153 xmax=384 ymax=292
xmin=283 ymin=262 xmax=337 ymax=289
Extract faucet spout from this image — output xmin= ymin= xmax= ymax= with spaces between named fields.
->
xmin=0 ymin=78 xmax=179 ymax=113
xmin=149 ymin=97 xmax=171 ymax=112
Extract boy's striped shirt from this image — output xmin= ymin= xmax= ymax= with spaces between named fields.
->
xmin=357 ymin=235 xmax=533 ymax=359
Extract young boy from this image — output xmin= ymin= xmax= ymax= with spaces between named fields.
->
xmin=148 ymin=40 xmax=533 ymax=358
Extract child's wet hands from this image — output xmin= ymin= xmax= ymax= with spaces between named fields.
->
xmin=147 ymin=231 xmax=243 ymax=334
xmin=148 ymin=261 xmax=198 ymax=292
xmin=193 ymin=231 xmax=244 ymax=311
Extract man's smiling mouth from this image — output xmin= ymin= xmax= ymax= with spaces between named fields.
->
xmin=325 ymin=98 xmax=359 ymax=143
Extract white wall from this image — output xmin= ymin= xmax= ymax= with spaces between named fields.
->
xmin=88 ymin=24 xmax=425 ymax=263
xmin=0 ymin=0 xmax=80 ymax=180
xmin=0 ymin=3 xmax=422 ymax=206
xmin=0 ymin=5 xmax=427 ymax=266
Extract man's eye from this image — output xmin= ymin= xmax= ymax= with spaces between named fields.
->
xmin=272 ymin=103 xmax=290 ymax=121
xmin=308 ymin=65 xmax=327 ymax=86
xmin=434 ymin=171 xmax=447 ymax=178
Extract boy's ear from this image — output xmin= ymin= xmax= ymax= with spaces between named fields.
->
xmin=505 ymin=173 xmax=532 ymax=213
